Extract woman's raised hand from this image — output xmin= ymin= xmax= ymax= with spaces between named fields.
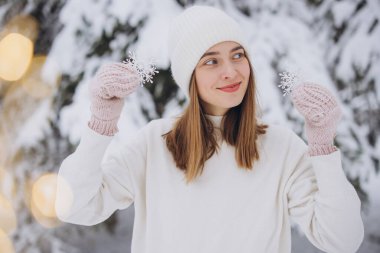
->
xmin=88 ymin=62 xmax=141 ymax=136
xmin=291 ymin=83 xmax=342 ymax=156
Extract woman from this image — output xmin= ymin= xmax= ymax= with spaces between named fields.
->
xmin=55 ymin=5 xmax=364 ymax=253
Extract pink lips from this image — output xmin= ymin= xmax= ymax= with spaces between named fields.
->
xmin=218 ymin=82 xmax=241 ymax=93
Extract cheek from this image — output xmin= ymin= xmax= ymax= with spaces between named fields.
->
xmin=194 ymin=72 xmax=206 ymax=100
xmin=240 ymin=61 xmax=251 ymax=79
xmin=196 ymin=69 xmax=211 ymax=83
xmin=195 ymin=70 xmax=216 ymax=92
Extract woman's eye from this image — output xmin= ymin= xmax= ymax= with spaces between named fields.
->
xmin=205 ymin=59 xmax=217 ymax=65
xmin=233 ymin=52 xmax=245 ymax=59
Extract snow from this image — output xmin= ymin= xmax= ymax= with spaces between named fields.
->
xmin=338 ymin=30 xmax=373 ymax=81
xmin=133 ymin=0 xmax=181 ymax=69
xmin=331 ymin=1 xmax=356 ymax=27
xmin=0 ymin=4 xmax=10 ymax=22
xmin=109 ymin=0 xmax=150 ymax=26
xmin=14 ymin=99 xmax=51 ymax=148
xmin=162 ymin=96 xmax=184 ymax=118
xmin=59 ymin=80 xmax=91 ymax=144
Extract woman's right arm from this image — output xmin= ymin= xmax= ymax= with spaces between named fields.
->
xmin=55 ymin=62 xmax=142 ymax=225
xmin=55 ymin=128 xmax=136 ymax=226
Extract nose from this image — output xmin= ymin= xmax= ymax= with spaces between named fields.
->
xmin=221 ymin=61 xmax=237 ymax=80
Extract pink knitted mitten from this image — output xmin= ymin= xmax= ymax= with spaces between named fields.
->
xmin=291 ymin=83 xmax=342 ymax=156
xmin=88 ymin=62 xmax=140 ymax=136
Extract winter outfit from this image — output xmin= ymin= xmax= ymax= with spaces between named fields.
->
xmin=56 ymin=5 xmax=364 ymax=253
xmin=56 ymin=116 xmax=363 ymax=253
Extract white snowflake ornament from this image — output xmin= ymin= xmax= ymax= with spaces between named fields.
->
xmin=122 ymin=51 xmax=159 ymax=86
xmin=278 ymin=71 xmax=304 ymax=96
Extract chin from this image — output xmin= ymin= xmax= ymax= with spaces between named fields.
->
xmin=222 ymin=99 xmax=244 ymax=110
xmin=231 ymin=96 xmax=245 ymax=106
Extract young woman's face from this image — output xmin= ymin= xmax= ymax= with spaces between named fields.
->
xmin=194 ymin=41 xmax=250 ymax=115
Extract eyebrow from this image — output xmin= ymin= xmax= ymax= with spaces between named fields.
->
xmin=200 ymin=46 xmax=244 ymax=60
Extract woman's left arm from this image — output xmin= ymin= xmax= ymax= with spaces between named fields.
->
xmin=287 ymin=83 xmax=364 ymax=252
xmin=285 ymin=145 xmax=364 ymax=253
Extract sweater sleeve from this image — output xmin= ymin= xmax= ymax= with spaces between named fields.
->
xmin=55 ymin=126 xmax=144 ymax=226
xmin=284 ymin=132 xmax=364 ymax=253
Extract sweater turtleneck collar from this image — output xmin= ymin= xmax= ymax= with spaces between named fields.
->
xmin=205 ymin=114 xmax=224 ymax=128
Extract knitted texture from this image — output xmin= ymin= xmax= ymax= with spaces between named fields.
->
xmin=88 ymin=62 xmax=140 ymax=136
xmin=291 ymin=83 xmax=342 ymax=156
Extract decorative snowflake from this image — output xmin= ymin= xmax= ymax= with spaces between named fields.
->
xmin=278 ymin=71 xmax=303 ymax=96
xmin=122 ymin=51 xmax=159 ymax=86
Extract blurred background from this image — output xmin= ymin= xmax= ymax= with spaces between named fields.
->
xmin=0 ymin=0 xmax=379 ymax=252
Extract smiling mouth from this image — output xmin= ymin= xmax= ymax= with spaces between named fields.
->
xmin=217 ymin=82 xmax=241 ymax=92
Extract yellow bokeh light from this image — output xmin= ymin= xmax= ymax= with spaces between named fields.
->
xmin=32 ymin=173 xmax=58 ymax=218
xmin=29 ymin=173 xmax=72 ymax=228
xmin=0 ymin=194 xmax=17 ymax=234
xmin=0 ymin=229 xmax=15 ymax=253
xmin=0 ymin=33 xmax=34 ymax=81
xmin=30 ymin=196 xmax=61 ymax=229
xmin=0 ymin=167 xmax=15 ymax=201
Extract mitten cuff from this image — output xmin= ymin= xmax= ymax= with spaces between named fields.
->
xmin=308 ymin=144 xmax=337 ymax=156
xmin=88 ymin=115 xmax=119 ymax=136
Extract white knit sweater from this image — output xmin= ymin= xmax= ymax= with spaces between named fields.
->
xmin=55 ymin=116 xmax=364 ymax=253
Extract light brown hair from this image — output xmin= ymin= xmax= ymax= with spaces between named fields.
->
xmin=164 ymin=61 xmax=267 ymax=183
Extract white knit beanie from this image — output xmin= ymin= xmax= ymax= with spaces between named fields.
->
xmin=168 ymin=5 xmax=249 ymax=98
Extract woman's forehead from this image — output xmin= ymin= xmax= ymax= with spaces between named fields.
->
xmin=205 ymin=41 xmax=243 ymax=53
